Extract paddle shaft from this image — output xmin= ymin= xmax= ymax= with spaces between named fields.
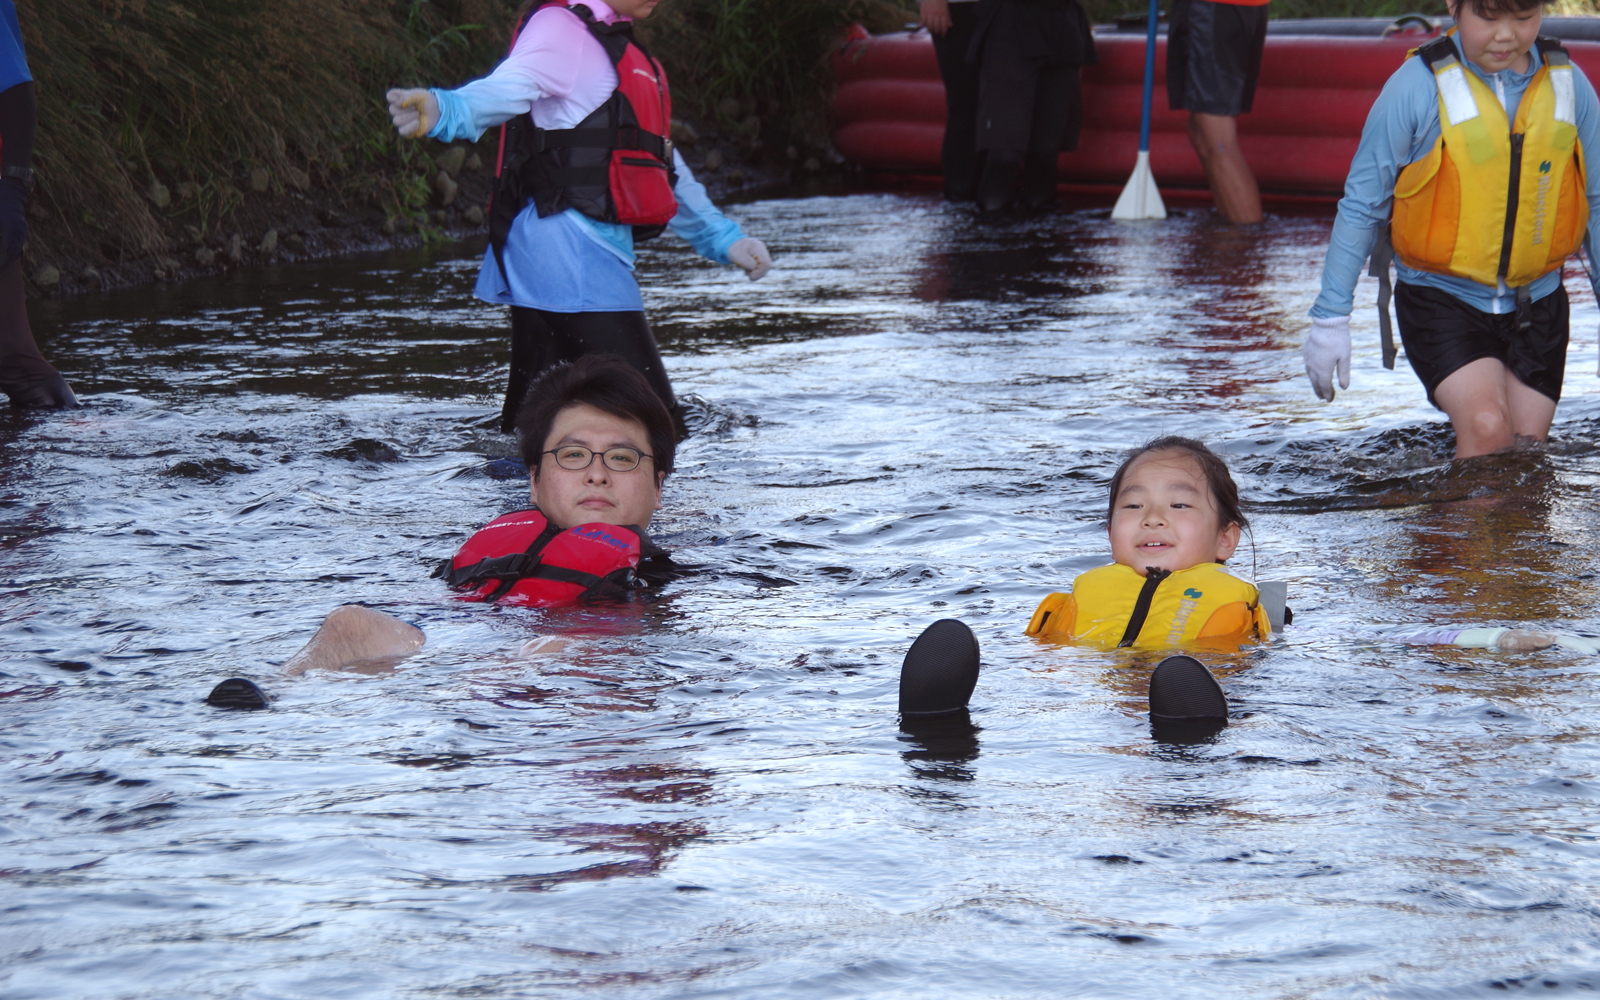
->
xmin=1139 ymin=0 xmax=1158 ymax=153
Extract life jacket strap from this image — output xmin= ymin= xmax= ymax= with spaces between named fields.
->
xmin=534 ymin=125 xmax=669 ymax=159
xmin=1117 ymin=567 xmax=1172 ymax=648
xmin=1369 ymin=225 xmax=1398 ymax=370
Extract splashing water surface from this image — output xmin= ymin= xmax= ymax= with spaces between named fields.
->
xmin=6 ymin=196 xmax=1600 ymax=999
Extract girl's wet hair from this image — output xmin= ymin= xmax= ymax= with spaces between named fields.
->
xmin=1106 ymin=435 xmax=1249 ymax=532
xmin=1450 ymin=0 xmax=1548 ymax=18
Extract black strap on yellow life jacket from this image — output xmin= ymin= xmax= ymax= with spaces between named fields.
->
xmin=1117 ymin=567 xmax=1172 ymax=648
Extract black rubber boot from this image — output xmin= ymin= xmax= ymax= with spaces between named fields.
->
xmin=1018 ymin=150 xmax=1058 ymax=211
xmin=6 ymin=373 xmax=77 ymax=409
xmin=206 ymin=678 xmax=270 ymax=710
xmin=976 ymin=150 xmax=1023 ymax=212
xmin=1148 ymin=655 xmax=1227 ymax=743
xmin=899 ymin=619 xmax=980 ymax=716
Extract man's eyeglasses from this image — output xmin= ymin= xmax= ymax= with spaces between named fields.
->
xmin=543 ymin=445 xmax=652 ymax=473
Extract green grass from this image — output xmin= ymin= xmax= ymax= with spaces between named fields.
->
xmin=19 ymin=0 xmax=519 ymax=261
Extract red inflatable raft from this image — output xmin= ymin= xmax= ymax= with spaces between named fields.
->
xmin=832 ymin=16 xmax=1600 ymax=201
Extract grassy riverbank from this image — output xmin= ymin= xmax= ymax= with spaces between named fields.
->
xmin=16 ymin=0 xmax=911 ymax=296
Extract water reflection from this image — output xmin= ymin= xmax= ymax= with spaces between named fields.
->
xmin=898 ymin=709 xmax=982 ymax=781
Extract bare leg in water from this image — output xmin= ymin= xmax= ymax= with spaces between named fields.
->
xmin=283 ymin=605 xmax=427 ymax=675
xmin=282 ymin=605 xmax=566 ymax=675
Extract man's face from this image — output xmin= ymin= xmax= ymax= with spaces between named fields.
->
xmin=530 ymin=403 xmax=663 ymax=530
xmin=1453 ymin=2 xmax=1540 ymax=75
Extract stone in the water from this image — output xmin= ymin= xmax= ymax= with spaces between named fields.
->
xmin=327 ymin=438 xmax=402 ymax=463
xmin=33 ymin=264 xmax=59 ymax=287
xmin=672 ymin=118 xmax=699 ymax=146
xmin=703 ymin=148 xmax=724 ymax=173
xmin=80 ymin=266 xmax=101 ymax=286
xmin=194 ymin=246 xmax=215 ymax=266
xmin=258 ymin=230 xmax=278 ymax=255
xmin=226 ymin=234 xmax=243 ymax=263
xmin=285 ymin=233 xmax=304 ymax=251
xmin=463 ymin=205 xmax=484 ymax=226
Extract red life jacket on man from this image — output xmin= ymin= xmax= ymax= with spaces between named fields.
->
xmin=488 ymin=1 xmax=677 ymax=276
xmin=439 ymin=509 xmax=661 ymax=606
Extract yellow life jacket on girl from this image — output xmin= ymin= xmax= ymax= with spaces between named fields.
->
xmin=1025 ymin=562 xmax=1270 ymax=651
xmin=1391 ymin=34 xmax=1587 ymax=290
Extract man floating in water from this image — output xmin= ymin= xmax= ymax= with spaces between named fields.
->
xmin=206 ymin=354 xmax=678 ymax=710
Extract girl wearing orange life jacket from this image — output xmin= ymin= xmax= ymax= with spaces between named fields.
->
xmin=1305 ymin=0 xmax=1600 ymax=459
xmin=386 ymin=0 xmax=772 ymax=431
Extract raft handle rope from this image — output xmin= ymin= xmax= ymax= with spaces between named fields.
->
xmin=1117 ymin=567 xmax=1172 ymax=648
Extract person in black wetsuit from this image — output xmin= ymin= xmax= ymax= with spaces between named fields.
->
xmin=0 ymin=0 xmax=76 ymax=410
xmin=969 ymin=0 xmax=1097 ymax=212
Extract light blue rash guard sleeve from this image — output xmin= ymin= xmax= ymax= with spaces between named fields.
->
xmin=665 ymin=150 xmax=747 ymax=265
xmin=1311 ymin=47 xmax=1600 ymax=320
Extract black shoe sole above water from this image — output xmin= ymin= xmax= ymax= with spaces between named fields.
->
xmin=899 ymin=619 xmax=981 ymax=716
xmin=206 ymin=678 xmax=270 ymax=710
xmin=1148 ymin=655 xmax=1228 ymax=721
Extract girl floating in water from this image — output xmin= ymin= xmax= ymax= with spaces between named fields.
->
xmin=385 ymin=0 xmax=772 ymax=430
xmin=899 ymin=436 xmax=1597 ymax=733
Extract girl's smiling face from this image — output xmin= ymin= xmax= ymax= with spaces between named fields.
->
xmin=1451 ymin=0 xmax=1541 ymax=75
xmin=1108 ymin=450 xmax=1240 ymax=576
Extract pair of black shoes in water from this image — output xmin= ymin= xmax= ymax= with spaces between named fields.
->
xmin=900 ymin=619 xmax=1229 ymax=739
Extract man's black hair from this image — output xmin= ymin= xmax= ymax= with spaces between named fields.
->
xmin=515 ymin=354 xmax=677 ymax=480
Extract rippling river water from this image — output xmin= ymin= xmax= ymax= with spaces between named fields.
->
xmin=6 ymin=195 xmax=1600 ymax=999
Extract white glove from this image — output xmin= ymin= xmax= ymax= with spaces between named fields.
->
xmin=386 ymin=88 xmax=439 ymax=140
xmin=1303 ymin=315 xmax=1352 ymax=401
xmin=728 ymin=237 xmax=772 ymax=281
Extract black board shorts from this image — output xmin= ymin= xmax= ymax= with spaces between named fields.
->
xmin=1166 ymin=0 xmax=1268 ymax=117
xmin=1394 ymin=282 xmax=1570 ymax=408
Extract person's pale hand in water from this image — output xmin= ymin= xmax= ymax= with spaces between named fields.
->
xmin=1303 ymin=315 xmax=1352 ymax=401
xmin=728 ymin=237 xmax=772 ymax=280
xmin=386 ymin=88 xmax=439 ymax=139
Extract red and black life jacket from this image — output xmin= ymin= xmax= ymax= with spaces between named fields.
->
xmin=439 ymin=509 xmax=662 ymax=606
xmin=489 ymin=1 xmax=677 ymax=277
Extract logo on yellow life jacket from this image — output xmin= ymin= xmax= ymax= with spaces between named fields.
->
xmin=1391 ymin=34 xmax=1587 ymax=289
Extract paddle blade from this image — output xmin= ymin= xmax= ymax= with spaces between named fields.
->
xmin=1111 ymin=150 xmax=1167 ymax=221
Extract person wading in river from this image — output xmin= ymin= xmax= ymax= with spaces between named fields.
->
xmin=205 ymin=355 xmax=679 ymax=710
xmin=1305 ymin=0 xmax=1600 ymax=459
xmin=0 ymin=0 xmax=76 ymax=410
xmin=385 ymin=0 xmax=772 ymax=433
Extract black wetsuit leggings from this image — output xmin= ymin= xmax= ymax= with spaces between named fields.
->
xmin=502 ymin=306 xmax=676 ymax=431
